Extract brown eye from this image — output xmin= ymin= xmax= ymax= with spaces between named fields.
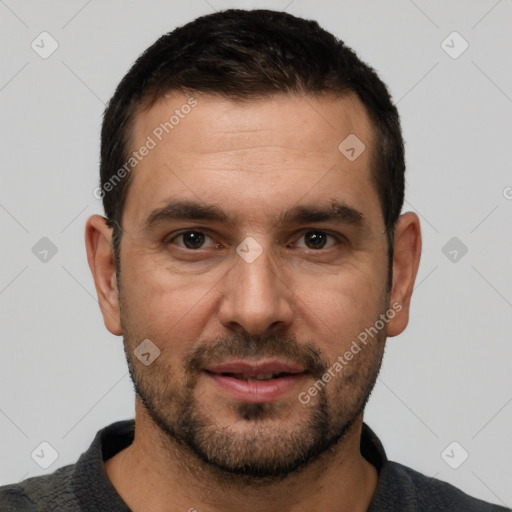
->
xmin=294 ymin=230 xmax=338 ymax=250
xmin=166 ymin=230 xmax=216 ymax=250
xmin=181 ymin=231 xmax=206 ymax=249
xmin=304 ymin=231 xmax=328 ymax=249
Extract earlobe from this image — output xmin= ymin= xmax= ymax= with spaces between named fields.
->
xmin=85 ymin=215 xmax=123 ymax=336
xmin=386 ymin=212 xmax=422 ymax=337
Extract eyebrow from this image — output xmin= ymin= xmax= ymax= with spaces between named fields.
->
xmin=143 ymin=198 xmax=365 ymax=232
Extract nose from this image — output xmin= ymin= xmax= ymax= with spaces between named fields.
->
xmin=217 ymin=240 xmax=294 ymax=336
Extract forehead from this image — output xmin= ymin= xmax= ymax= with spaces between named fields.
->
xmin=123 ymin=91 xmax=379 ymax=231
xmin=135 ymin=91 xmax=373 ymax=154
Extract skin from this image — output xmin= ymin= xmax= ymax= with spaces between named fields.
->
xmin=85 ymin=91 xmax=421 ymax=512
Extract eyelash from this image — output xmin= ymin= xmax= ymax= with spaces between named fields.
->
xmin=163 ymin=229 xmax=343 ymax=251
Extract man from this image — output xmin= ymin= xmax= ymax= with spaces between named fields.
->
xmin=0 ymin=8 xmax=508 ymax=512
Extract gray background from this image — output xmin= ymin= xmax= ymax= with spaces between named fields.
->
xmin=1 ymin=0 xmax=511 ymax=507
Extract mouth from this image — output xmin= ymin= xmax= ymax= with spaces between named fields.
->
xmin=203 ymin=360 xmax=308 ymax=403
xmin=208 ymin=371 xmax=296 ymax=381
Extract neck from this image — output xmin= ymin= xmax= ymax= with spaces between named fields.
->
xmin=105 ymin=403 xmax=378 ymax=512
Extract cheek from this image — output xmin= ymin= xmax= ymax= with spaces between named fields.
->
xmin=293 ymin=261 xmax=387 ymax=353
xmin=120 ymin=254 xmax=222 ymax=354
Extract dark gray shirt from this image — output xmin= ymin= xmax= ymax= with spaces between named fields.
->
xmin=0 ymin=420 xmax=509 ymax=511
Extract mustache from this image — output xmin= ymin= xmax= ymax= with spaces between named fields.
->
xmin=184 ymin=331 xmax=328 ymax=379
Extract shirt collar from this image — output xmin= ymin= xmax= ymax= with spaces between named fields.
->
xmin=72 ymin=419 xmax=388 ymax=511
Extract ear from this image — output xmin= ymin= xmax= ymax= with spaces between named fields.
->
xmin=386 ymin=212 xmax=422 ymax=337
xmin=85 ymin=215 xmax=122 ymax=336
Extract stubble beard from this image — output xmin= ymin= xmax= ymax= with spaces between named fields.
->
xmin=121 ymin=322 xmax=386 ymax=484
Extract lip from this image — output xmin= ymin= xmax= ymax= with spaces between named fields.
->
xmin=204 ymin=359 xmax=307 ymax=403
xmin=205 ymin=359 xmax=305 ymax=376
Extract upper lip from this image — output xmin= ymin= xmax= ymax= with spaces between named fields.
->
xmin=205 ymin=359 xmax=306 ymax=376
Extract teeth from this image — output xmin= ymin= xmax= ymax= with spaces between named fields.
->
xmin=224 ymin=372 xmax=287 ymax=381
xmin=228 ymin=372 xmax=279 ymax=380
xmin=255 ymin=373 xmax=275 ymax=380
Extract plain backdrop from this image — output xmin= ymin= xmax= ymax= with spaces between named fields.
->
xmin=1 ymin=0 xmax=511 ymax=507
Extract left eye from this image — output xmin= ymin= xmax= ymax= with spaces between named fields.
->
xmin=292 ymin=230 xmax=338 ymax=250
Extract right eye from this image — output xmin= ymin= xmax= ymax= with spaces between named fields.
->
xmin=164 ymin=230 xmax=223 ymax=250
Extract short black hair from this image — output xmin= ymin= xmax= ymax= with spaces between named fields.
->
xmin=99 ymin=9 xmax=405 ymax=283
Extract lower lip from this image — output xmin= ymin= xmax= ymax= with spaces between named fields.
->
xmin=204 ymin=371 xmax=306 ymax=403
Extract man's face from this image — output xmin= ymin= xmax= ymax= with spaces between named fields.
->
xmin=116 ymin=92 xmax=391 ymax=479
